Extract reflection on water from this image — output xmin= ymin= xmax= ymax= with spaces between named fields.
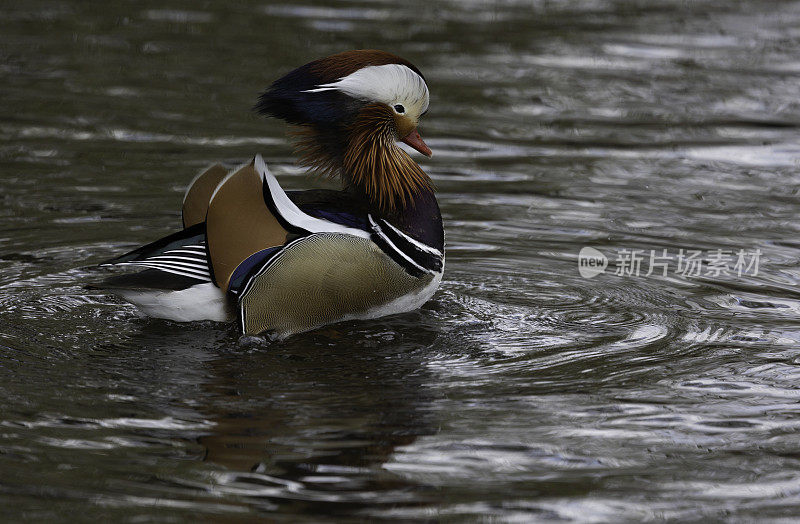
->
xmin=3 ymin=0 xmax=800 ymax=520
xmin=198 ymin=327 xmax=439 ymax=514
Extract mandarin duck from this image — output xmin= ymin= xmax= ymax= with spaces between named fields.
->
xmin=97 ymin=50 xmax=444 ymax=338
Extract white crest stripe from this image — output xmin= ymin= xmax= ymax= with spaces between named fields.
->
xmin=301 ymin=64 xmax=429 ymax=117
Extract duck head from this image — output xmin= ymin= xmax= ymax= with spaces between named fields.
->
xmin=255 ymin=50 xmax=433 ymax=211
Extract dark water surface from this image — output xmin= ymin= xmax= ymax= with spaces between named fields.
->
xmin=4 ymin=0 xmax=800 ymax=520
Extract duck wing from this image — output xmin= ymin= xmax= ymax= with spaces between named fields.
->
xmin=98 ymin=223 xmax=212 ymax=287
xmin=95 ymin=155 xmax=372 ymax=293
xmin=97 ymin=157 xmax=293 ymax=291
xmin=96 ymin=156 xmax=442 ymax=334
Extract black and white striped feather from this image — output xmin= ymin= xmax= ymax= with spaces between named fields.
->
xmin=97 ymin=223 xmax=213 ymax=290
xmin=110 ymin=241 xmax=212 ymax=282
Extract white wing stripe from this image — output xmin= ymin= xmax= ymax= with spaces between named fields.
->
xmin=117 ymin=260 xmax=209 ymax=273
xmin=117 ymin=262 xmax=211 ymax=280
xmin=158 ymin=250 xmax=206 ymax=258
xmin=135 ymin=266 xmax=210 ymax=280
xmin=255 ymin=155 xmax=371 ymax=240
xmin=146 ymin=255 xmax=207 ymax=266
xmin=168 ymin=246 xmax=205 ymax=252
xmin=133 ymin=259 xmax=209 ymax=271
xmin=136 ymin=265 xmax=211 ymax=281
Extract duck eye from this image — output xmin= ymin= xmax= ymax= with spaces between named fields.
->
xmin=393 ymin=104 xmax=405 ymax=114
